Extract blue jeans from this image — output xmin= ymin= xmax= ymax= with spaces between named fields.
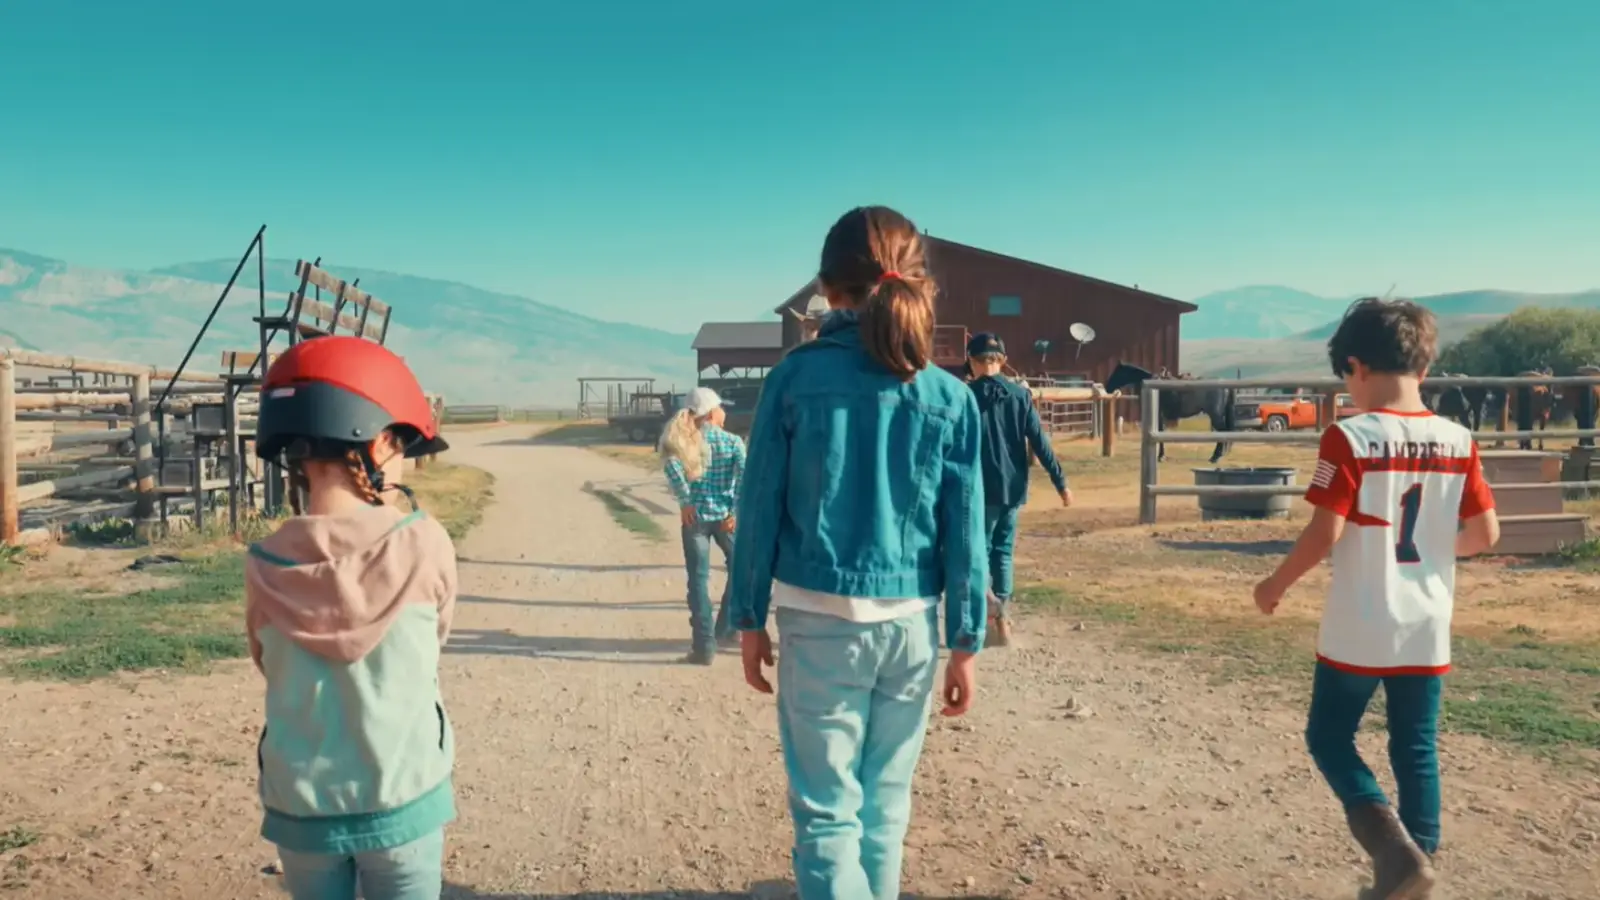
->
xmin=1305 ymin=662 xmax=1444 ymax=853
xmin=683 ymin=520 xmax=735 ymax=654
xmin=984 ymin=505 xmax=1020 ymax=611
xmin=775 ymin=605 xmax=940 ymax=900
xmin=277 ymin=829 xmax=444 ymax=900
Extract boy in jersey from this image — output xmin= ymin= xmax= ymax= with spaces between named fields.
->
xmin=1253 ymin=298 xmax=1499 ymax=900
xmin=965 ymin=333 xmax=1071 ymax=647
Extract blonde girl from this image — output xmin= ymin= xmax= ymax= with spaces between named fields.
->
xmin=660 ymin=386 xmax=746 ymax=665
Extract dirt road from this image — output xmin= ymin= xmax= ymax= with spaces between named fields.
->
xmin=3 ymin=425 xmax=1597 ymax=898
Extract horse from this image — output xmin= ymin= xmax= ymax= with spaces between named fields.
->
xmin=1424 ymin=372 xmax=1473 ymax=428
xmin=1511 ymin=368 xmax=1555 ymax=451
xmin=1569 ymin=365 xmax=1600 ymax=448
xmin=1424 ymin=372 xmax=1499 ymax=432
xmin=1103 ymin=362 xmax=1237 ymax=464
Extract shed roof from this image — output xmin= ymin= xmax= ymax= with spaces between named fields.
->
xmin=692 ymin=322 xmax=783 ymax=350
xmin=772 ymin=235 xmax=1197 ymax=315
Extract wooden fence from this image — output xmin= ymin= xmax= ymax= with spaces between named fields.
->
xmin=439 ymin=405 xmax=505 ymax=425
xmin=1135 ymin=375 xmax=1600 ymax=525
xmin=0 ymin=349 xmax=269 ymax=544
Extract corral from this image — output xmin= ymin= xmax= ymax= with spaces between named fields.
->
xmin=0 ymin=227 xmax=439 ymax=548
xmin=1135 ymin=374 xmax=1600 ymax=553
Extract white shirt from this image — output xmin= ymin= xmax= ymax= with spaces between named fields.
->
xmin=771 ymin=580 xmax=935 ymax=624
xmin=1303 ymin=410 xmax=1495 ymax=674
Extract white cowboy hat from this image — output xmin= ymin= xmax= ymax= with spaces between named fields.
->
xmin=785 ymin=295 xmax=831 ymax=321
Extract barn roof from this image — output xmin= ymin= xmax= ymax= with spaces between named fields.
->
xmin=692 ymin=322 xmax=783 ymax=350
xmin=772 ymin=235 xmax=1197 ymax=315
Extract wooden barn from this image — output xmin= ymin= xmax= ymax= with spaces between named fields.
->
xmin=772 ymin=236 xmax=1196 ymax=383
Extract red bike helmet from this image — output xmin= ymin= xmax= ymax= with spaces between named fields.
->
xmin=255 ymin=337 xmax=448 ymax=466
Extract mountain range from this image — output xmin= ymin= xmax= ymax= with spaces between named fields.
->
xmin=1182 ymin=285 xmax=1600 ymax=377
xmin=0 ymin=249 xmax=698 ymax=406
xmin=2 ymin=247 xmax=1595 ymax=398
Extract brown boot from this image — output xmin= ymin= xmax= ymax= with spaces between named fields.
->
xmin=1346 ymin=804 xmax=1435 ymax=900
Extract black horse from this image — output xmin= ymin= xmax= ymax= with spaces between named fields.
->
xmin=1424 ymin=372 xmax=1507 ymax=434
xmin=1571 ymin=365 xmax=1600 ymax=448
xmin=1104 ymin=362 xmax=1237 ymax=464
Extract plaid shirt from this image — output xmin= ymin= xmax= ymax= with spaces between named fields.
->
xmin=664 ymin=424 xmax=745 ymax=524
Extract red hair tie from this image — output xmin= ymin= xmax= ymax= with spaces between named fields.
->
xmin=878 ymin=271 xmax=902 ymax=284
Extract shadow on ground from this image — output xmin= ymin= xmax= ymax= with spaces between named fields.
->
xmin=460 ymin=557 xmax=695 ymax=575
xmin=460 ymin=594 xmax=685 ymax=613
xmin=1156 ymin=537 xmax=1293 ymax=556
xmin=443 ymin=883 xmax=1002 ymax=900
xmin=444 ymin=628 xmax=696 ymax=664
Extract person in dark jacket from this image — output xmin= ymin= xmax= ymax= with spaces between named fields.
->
xmin=966 ymin=333 xmax=1071 ymax=647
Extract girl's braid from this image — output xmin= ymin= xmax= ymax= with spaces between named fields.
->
xmin=342 ymin=449 xmax=383 ymax=505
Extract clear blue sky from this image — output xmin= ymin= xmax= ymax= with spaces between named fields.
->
xmin=2 ymin=0 xmax=1596 ymax=331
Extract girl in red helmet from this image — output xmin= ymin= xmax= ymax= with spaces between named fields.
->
xmin=245 ymin=337 xmax=459 ymax=900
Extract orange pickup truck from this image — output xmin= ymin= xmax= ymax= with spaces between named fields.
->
xmin=1234 ymin=394 xmax=1321 ymax=432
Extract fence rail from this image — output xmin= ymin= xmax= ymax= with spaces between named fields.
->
xmin=440 ymin=405 xmax=506 ymax=425
xmin=0 ymin=351 xmax=237 ymax=544
xmin=1137 ymin=374 xmax=1600 ymax=524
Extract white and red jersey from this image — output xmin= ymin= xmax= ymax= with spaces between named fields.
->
xmin=1303 ymin=409 xmax=1495 ymax=675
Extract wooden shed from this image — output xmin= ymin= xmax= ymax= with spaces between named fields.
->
xmin=691 ymin=322 xmax=784 ymax=375
xmin=773 ymin=236 xmax=1196 ymax=382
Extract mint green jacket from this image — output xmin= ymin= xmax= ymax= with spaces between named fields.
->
xmin=245 ymin=505 xmax=459 ymax=854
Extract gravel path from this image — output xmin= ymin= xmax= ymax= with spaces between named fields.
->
xmin=2 ymin=425 xmax=1595 ymax=898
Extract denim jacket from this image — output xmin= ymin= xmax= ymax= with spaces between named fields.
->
xmin=728 ymin=311 xmax=988 ymax=653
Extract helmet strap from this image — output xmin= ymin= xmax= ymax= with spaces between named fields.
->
xmin=357 ymin=443 xmax=388 ymax=506
xmin=359 ymin=442 xmax=421 ymax=512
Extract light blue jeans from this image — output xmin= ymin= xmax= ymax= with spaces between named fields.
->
xmin=277 ymin=829 xmax=444 ymax=900
xmin=776 ymin=604 xmax=940 ymax=900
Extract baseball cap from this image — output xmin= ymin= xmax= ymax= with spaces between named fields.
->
xmin=683 ymin=386 xmax=730 ymax=416
xmin=967 ymin=333 xmax=1006 ymax=357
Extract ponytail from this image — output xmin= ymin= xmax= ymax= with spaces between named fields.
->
xmin=818 ymin=205 xmax=937 ymax=383
xmin=658 ymin=408 xmax=707 ymax=482
xmin=860 ymin=276 xmax=935 ymax=381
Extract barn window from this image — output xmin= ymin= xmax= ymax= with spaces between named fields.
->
xmin=988 ymin=294 xmax=1023 ymax=316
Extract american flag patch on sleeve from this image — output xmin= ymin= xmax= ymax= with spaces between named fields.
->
xmin=1311 ymin=459 xmax=1337 ymax=489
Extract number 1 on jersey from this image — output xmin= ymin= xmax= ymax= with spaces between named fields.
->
xmin=1395 ymin=484 xmax=1423 ymax=563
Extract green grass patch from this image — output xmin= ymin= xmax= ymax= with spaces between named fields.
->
xmin=0 ymin=545 xmax=25 ymax=574
xmin=1555 ymin=536 xmax=1600 ymax=569
xmin=586 ymin=487 xmax=667 ymax=543
xmin=0 ymin=552 xmax=248 ymax=680
xmin=1017 ymin=583 xmax=1600 ymax=763
xmin=0 ymin=464 xmax=495 ymax=682
xmin=0 ymin=826 xmax=39 ymax=853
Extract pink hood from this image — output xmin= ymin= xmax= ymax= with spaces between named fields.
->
xmin=245 ymin=504 xmax=458 ymax=667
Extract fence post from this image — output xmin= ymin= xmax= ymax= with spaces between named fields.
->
xmin=1139 ymin=384 xmax=1160 ymax=524
xmin=1319 ymin=392 xmax=1339 ymax=429
xmin=0 ymin=358 xmax=17 ymax=544
xmin=132 ymin=372 xmax=156 ymax=538
xmin=1100 ymin=396 xmax=1117 ymax=457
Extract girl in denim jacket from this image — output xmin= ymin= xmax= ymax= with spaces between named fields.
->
xmin=729 ymin=206 xmax=988 ymax=900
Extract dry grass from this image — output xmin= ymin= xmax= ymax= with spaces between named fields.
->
xmin=1019 ymin=433 xmax=1600 ymax=763
xmin=532 ymin=421 xmax=660 ymax=470
xmin=0 ymin=462 xmax=495 ymax=680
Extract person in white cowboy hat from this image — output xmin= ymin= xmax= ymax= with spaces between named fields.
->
xmin=786 ymin=294 xmax=834 ymax=344
xmin=658 ymin=386 xmax=746 ymax=665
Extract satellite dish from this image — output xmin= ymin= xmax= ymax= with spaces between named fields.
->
xmin=1068 ymin=322 xmax=1096 ymax=358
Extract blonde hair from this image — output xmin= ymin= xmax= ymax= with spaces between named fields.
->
xmin=658 ymin=409 xmax=709 ymax=482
